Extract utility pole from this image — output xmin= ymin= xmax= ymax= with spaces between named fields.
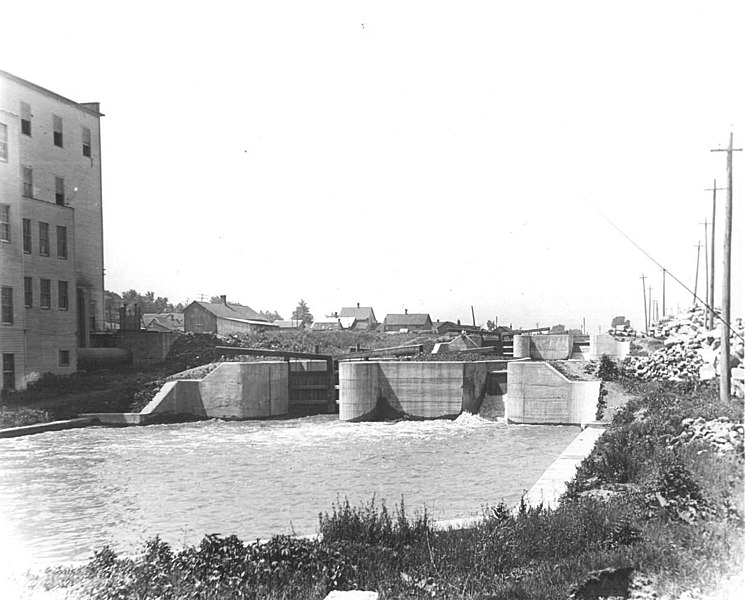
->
xmin=693 ymin=241 xmax=702 ymax=305
xmin=661 ymin=269 xmax=666 ymax=317
xmin=711 ymin=132 xmax=742 ymax=402
xmin=701 ymin=219 xmax=709 ymax=310
xmin=705 ymin=181 xmax=725 ymax=329
xmin=648 ymin=285 xmax=653 ymax=330
xmin=640 ymin=274 xmax=648 ymax=333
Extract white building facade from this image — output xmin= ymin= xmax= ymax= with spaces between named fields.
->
xmin=0 ymin=70 xmax=105 ymax=390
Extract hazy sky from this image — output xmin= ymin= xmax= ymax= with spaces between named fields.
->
xmin=4 ymin=1 xmax=743 ymax=332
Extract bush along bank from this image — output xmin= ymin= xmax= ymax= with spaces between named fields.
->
xmin=25 ymin=379 xmax=744 ymax=599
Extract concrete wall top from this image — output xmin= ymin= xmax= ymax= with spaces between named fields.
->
xmin=513 ymin=334 xmax=574 ymax=360
xmin=589 ymin=335 xmax=630 ymax=360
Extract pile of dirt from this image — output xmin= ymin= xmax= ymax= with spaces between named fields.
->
xmin=164 ymin=333 xmax=223 ymax=374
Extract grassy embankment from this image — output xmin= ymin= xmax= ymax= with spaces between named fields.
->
xmin=23 ymin=374 xmax=744 ymax=599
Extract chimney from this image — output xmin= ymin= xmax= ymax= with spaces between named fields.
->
xmin=220 ymin=295 xmax=227 ymax=306
xmin=405 ymin=308 xmax=408 ymax=315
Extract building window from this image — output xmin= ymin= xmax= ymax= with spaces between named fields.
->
xmin=40 ymin=279 xmax=51 ymax=309
xmin=57 ymin=225 xmax=68 ymax=259
xmin=58 ymin=280 xmax=69 ymax=311
xmin=0 ymin=122 xmax=7 ymax=162
xmin=82 ymin=126 xmax=91 ymax=157
xmin=1 ymin=287 xmax=13 ymax=324
xmin=22 ymin=219 xmax=31 ymax=253
xmin=55 ymin=177 xmax=65 ymax=206
xmin=39 ymin=222 xmax=49 ymax=256
xmin=2 ymin=354 xmax=15 ymax=390
xmin=53 ymin=115 xmax=63 ymax=147
xmin=59 ymin=350 xmax=70 ymax=367
xmin=21 ymin=102 xmax=31 ymax=136
xmin=0 ymin=204 xmax=9 ymax=242
xmin=24 ymin=277 xmax=32 ymax=308
xmin=22 ymin=166 xmax=33 ymax=198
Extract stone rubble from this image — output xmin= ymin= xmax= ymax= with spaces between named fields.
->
xmin=670 ymin=416 xmax=744 ymax=455
xmin=622 ymin=306 xmax=744 ymax=394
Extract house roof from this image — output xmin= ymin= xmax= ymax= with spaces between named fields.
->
xmin=188 ymin=301 xmax=267 ymax=323
xmin=312 ymin=317 xmax=356 ymax=330
xmin=339 ymin=306 xmax=377 ymax=322
xmin=384 ymin=313 xmax=432 ymax=327
xmin=274 ymin=320 xmax=303 ymax=328
xmin=0 ymin=69 xmax=104 ymax=117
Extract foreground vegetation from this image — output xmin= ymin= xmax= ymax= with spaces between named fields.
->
xmin=21 ymin=376 xmax=743 ymax=599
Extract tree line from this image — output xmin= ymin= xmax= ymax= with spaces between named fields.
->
xmin=104 ymin=290 xmax=310 ymax=325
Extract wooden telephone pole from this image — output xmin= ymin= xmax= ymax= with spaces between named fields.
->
xmin=661 ymin=269 xmax=666 ymax=317
xmin=693 ymin=241 xmax=702 ymax=305
xmin=711 ymin=132 xmax=742 ymax=402
xmin=705 ymin=181 xmax=725 ymax=329
xmin=701 ymin=220 xmax=709 ymax=310
xmin=640 ymin=274 xmax=648 ymax=333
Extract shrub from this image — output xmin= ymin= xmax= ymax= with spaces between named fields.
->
xmin=597 ymin=354 xmax=619 ymax=381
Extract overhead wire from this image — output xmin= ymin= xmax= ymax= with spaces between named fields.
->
xmin=585 ymin=200 xmax=743 ymax=342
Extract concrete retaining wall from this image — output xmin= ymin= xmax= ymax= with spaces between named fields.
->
xmin=339 ymin=360 xmax=506 ymax=421
xmin=513 ymin=334 xmax=574 ymax=360
xmin=588 ymin=334 xmax=630 ymax=360
xmin=141 ymin=362 xmax=289 ymax=419
xmin=506 ymin=361 xmax=600 ymax=425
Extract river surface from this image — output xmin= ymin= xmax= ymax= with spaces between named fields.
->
xmin=0 ymin=415 xmax=578 ymax=569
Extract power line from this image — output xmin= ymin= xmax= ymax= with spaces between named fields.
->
xmin=586 ymin=200 xmax=743 ymax=342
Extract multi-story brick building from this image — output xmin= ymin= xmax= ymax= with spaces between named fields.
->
xmin=1 ymin=70 xmax=105 ymax=391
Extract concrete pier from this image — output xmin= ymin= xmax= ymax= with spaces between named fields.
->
xmin=338 ymin=360 xmax=508 ymax=421
xmin=506 ymin=361 xmax=600 ymax=425
xmin=142 ymin=361 xmax=289 ymax=419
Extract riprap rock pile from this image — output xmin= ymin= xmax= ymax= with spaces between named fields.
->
xmin=623 ymin=306 xmax=743 ymax=384
xmin=670 ymin=417 xmax=744 ymax=455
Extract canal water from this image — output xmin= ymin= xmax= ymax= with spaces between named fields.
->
xmin=0 ymin=415 xmax=578 ymax=570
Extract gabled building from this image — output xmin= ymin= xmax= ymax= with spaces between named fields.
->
xmin=184 ymin=296 xmax=278 ymax=336
xmin=142 ymin=312 xmax=184 ymax=333
xmin=338 ymin=303 xmax=378 ymax=330
xmin=1 ymin=70 xmax=105 ymax=390
xmin=383 ymin=310 xmax=433 ymax=333
xmin=311 ymin=316 xmax=356 ymax=331
xmin=433 ymin=320 xmax=483 ymax=336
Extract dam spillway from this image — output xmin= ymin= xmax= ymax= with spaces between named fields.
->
xmin=338 ymin=359 xmax=601 ymax=425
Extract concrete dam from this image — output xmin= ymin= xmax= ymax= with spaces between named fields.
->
xmin=78 ymin=335 xmax=627 ymax=427
xmin=103 ymin=357 xmax=603 ymax=427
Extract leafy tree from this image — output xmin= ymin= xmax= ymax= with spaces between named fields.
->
xmin=104 ymin=290 xmax=124 ymax=324
xmin=486 ymin=319 xmax=496 ymax=331
xmin=118 ymin=289 xmax=174 ymax=313
xmin=259 ymin=310 xmax=283 ymax=322
xmin=292 ymin=299 xmax=313 ymax=325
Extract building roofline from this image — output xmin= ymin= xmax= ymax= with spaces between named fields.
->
xmin=0 ymin=69 xmax=104 ymax=117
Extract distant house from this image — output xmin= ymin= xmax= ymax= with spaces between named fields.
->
xmin=448 ymin=333 xmax=481 ymax=351
xmin=338 ymin=304 xmax=378 ymax=330
xmin=311 ymin=316 xmax=356 ymax=331
xmin=184 ymin=296 xmax=278 ymax=336
xmin=433 ymin=320 xmax=483 ymax=336
xmin=383 ymin=310 xmax=433 ymax=333
xmin=142 ymin=312 xmax=184 ymax=333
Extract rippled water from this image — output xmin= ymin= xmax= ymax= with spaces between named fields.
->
xmin=0 ymin=415 xmax=578 ymax=569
